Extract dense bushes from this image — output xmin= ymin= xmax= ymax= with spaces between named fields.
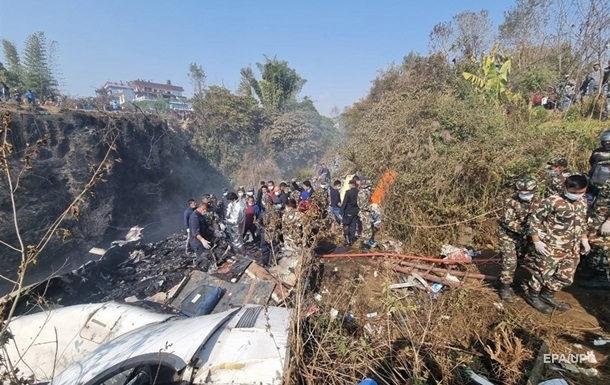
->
xmin=343 ymin=54 xmax=606 ymax=254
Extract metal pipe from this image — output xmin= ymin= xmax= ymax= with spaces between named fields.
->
xmin=321 ymin=252 xmax=500 ymax=264
xmin=394 ymin=261 xmax=496 ymax=281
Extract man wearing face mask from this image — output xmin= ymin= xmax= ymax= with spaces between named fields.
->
xmin=526 ymin=174 xmax=590 ymax=314
xmin=273 ymin=185 xmax=288 ymax=207
xmin=237 ymin=187 xmax=246 ymax=202
xmin=496 ymin=177 xmax=538 ymax=303
xmin=545 ymin=157 xmax=572 ymax=198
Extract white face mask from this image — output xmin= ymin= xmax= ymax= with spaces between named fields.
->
xmin=320 ymin=185 xmax=327 ymax=189
xmin=238 ymin=192 xmax=244 ymax=197
xmin=222 ymin=192 xmax=227 ymax=197
xmin=564 ymin=191 xmax=584 ymax=201
xmin=274 ymin=191 xmax=280 ymax=196
xmin=268 ymin=185 xmax=274 ymax=190
xmin=518 ymin=192 xmax=534 ymax=201
xmin=246 ymin=192 xmax=254 ymax=196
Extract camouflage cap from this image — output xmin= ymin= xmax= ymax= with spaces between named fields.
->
xmin=546 ymin=156 xmax=568 ymax=168
xmin=515 ymin=176 xmax=537 ymax=192
xmin=360 ymin=179 xmax=372 ymax=188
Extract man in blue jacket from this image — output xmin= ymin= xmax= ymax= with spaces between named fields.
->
xmin=184 ymin=199 xmax=197 ymax=232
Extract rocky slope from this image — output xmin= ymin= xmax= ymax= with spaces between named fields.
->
xmin=0 ymin=108 xmax=229 ymax=293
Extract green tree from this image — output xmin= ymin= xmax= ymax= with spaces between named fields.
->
xmin=193 ymin=85 xmax=263 ymax=176
xmin=1 ymin=39 xmax=22 ymax=89
xmin=240 ymin=56 xmax=306 ymax=113
xmin=188 ymin=62 xmax=206 ymax=97
xmin=22 ymin=31 xmax=57 ymax=98
xmin=462 ymin=44 xmax=514 ymax=103
xmin=188 ymin=62 xmax=206 ymax=116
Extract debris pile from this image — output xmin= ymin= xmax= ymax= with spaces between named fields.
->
xmin=19 ymin=232 xmax=298 ymax=312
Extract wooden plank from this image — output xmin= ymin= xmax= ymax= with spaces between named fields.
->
xmin=244 ymin=262 xmax=292 ymax=304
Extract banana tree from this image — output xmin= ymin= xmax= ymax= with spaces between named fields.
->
xmin=462 ymin=44 xmax=514 ymax=103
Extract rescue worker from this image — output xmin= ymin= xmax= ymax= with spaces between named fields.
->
xmin=581 ymin=180 xmax=610 ymax=289
xmin=340 ymin=179 xmax=360 ymax=247
xmin=282 ymin=198 xmax=303 ymax=250
xmin=330 ymin=180 xmax=343 ymax=223
xmin=188 ymin=200 xmax=213 ymax=269
xmin=357 ymin=178 xmax=376 ymax=248
xmin=545 ymin=157 xmax=572 ymax=197
xmin=526 ymin=174 xmax=590 ymax=314
xmin=588 ymin=130 xmax=610 ymax=201
xmin=183 ymin=199 xmax=197 ymax=233
xmin=258 ymin=203 xmax=276 ymax=267
xmin=496 ymin=177 xmax=538 ymax=302
xmin=225 ymin=192 xmax=245 ymax=254
xmin=311 ymin=181 xmax=330 ymax=219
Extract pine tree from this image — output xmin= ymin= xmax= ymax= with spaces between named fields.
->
xmin=48 ymin=40 xmax=64 ymax=93
xmin=1 ymin=39 xmax=22 ymax=89
xmin=22 ymin=31 xmax=57 ymax=98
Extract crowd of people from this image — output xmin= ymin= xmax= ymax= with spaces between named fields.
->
xmin=551 ymin=61 xmax=610 ymax=116
xmin=497 ymin=130 xmax=610 ymax=314
xmin=182 ymin=163 xmax=382 ymax=271
xmin=184 ymin=130 xmax=610 ymax=313
xmin=0 ymin=82 xmax=37 ymax=105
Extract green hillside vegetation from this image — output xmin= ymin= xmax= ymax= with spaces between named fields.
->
xmin=342 ymin=53 xmax=606 ymax=254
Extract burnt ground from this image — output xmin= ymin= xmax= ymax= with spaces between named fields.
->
xmin=9 ymin=232 xmax=269 ymax=316
xmin=0 ymin=106 xmax=230 ymax=295
xmin=0 ymin=198 xmax=606 ymax=385
xmin=6 ymin=226 xmax=610 ymax=384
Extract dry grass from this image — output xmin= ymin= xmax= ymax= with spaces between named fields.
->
xmin=284 ymin=244 xmax=542 ymax=385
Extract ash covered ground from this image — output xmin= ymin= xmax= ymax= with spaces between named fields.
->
xmin=16 ymin=232 xmax=267 ymax=312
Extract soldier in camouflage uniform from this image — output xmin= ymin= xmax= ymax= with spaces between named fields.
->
xmin=525 ymin=174 xmax=591 ymax=314
xmin=281 ymin=198 xmax=303 ymax=250
xmin=310 ymin=182 xmax=330 ymax=220
xmin=356 ymin=178 xmax=376 ymax=248
xmin=497 ymin=177 xmax=538 ymax=303
xmin=545 ymin=157 xmax=572 ymax=197
xmin=581 ymin=180 xmax=610 ymax=289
